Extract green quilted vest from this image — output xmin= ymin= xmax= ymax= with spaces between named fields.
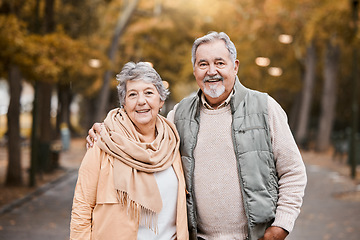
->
xmin=174 ymin=78 xmax=278 ymax=240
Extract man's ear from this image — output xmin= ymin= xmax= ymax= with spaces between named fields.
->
xmin=234 ymin=59 xmax=240 ymax=74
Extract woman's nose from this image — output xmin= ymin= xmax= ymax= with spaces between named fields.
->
xmin=137 ymin=94 xmax=146 ymax=104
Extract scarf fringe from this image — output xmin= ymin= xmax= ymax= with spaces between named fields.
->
xmin=117 ymin=190 xmax=159 ymax=234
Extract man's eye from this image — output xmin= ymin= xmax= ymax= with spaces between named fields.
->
xmin=216 ymin=62 xmax=226 ymax=68
xmin=199 ymin=63 xmax=208 ymax=69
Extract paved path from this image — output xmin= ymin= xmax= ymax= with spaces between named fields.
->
xmin=288 ymin=164 xmax=360 ymax=240
xmin=0 ymin=156 xmax=359 ymax=239
xmin=0 ymin=172 xmax=77 ymax=240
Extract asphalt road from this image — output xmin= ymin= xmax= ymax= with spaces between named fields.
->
xmin=0 ymin=173 xmax=77 ymax=240
xmin=288 ymin=164 xmax=360 ymax=240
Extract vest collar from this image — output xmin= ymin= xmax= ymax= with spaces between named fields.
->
xmin=200 ymin=90 xmax=233 ymax=110
xmin=196 ymin=76 xmax=247 ymax=111
xmin=230 ymin=76 xmax=248 ymax=113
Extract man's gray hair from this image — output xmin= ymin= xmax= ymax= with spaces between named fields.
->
xmin=191 ymin=31 xmax=237 ymax=67
xmin=116 ymin=62 xmax=169 ymax=107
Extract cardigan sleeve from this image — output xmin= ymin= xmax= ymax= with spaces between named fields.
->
xmin=70 ymin=145 xmax=102 ymax=239
xmin=267 ymin=96 xmax=307 ymax=233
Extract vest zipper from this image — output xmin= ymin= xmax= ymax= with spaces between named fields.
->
xmin=232 ymin=120 xmax=252 ymax=238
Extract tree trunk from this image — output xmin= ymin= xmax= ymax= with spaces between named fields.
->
xmin=295 ymin=41 xmax=317 ymax=147
xmin=95 ymin=0 xmax=140 ymax=121
xmin=56 ymin=83 xmax=72 ymax=136
xmin=38 ymin=81 xmax=53 ymax=172
xmin=289 ymin=92 xmax=301 ymax=133
xmin=81 ymin=96 xmax=97 ymax=133
xmin=44 ymin=0 xmax=55 ymax=33
xmin=6 ymin=64 xmax=23 ymax=186
xmin=37 ymin=0 xmax=55 ymax=173
xmin=316 ymin=38 xmax=340 ymax=151
xmin=30 ymin=82 xmax=40 ymax=187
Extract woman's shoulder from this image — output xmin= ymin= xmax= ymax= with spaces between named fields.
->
xmin=80 ymin=144 xmax=110 ymax=170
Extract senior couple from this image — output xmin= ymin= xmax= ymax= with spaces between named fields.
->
xmin=70 ymin=32 xmax=307 ymax=240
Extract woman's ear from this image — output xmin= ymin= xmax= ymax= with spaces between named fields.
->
xmin=159 ymin=100 xmax=165 ymax=111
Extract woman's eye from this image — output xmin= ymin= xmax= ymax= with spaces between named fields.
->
xmin=128 ymin=93 xmax=136 ymax=97
xmin=145 ymin=91 xmax=154 ymax=95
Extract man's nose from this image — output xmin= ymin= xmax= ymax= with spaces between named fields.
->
xmin=207 ymin=64 xmax=217 ymax=75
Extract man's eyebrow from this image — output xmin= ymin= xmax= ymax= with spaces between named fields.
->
xmin=215 ymin=57 xmax=225 ymax=61
xmin=197 ymin=57 xmax=225 ymax=63
xmin=197 ymin=59 xmax=207 ymax=63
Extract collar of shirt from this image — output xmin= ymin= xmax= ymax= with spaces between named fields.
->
xmin=200 ymin=90 xmax=234 ymax=110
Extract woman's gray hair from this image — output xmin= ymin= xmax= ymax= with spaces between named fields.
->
xmin=116 ymin=62 xmax=169 ymax=107
xmin=191 ymin=31 xmax=237 ymax=67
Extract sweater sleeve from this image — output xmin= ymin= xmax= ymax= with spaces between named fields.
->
xmin=70 ymin=145 xmax=102 ymax=239
xmin=267 ymin=96 xmax=307 ymax=233
xmin=166 ymin=103 xmax=178 ymax=123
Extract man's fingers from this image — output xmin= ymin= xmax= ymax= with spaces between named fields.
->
xmin=85 ymin=123 xmax=102 ymax=149
xmin=86 ymin=135 xmax=94 ymax=148
xmin=88 ymin=128 xmax=98 ymax=141
xmin=93 ymin=122 xmax=102 ymax=134
xmin=88 ymin=128 xmax=94 ymax=136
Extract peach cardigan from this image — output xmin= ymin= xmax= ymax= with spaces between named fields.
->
xmin=70 ymin=145 xmax=188 ymax=240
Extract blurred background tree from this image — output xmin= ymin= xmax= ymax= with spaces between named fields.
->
xmin=0 ymin=0 xmax=107 ymax=186
xmin=0 ymin=0 xmax=359 ymax=186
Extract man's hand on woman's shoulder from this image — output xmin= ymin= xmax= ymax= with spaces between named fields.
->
xmin=86 ymin=122 xmax=102 ymax=149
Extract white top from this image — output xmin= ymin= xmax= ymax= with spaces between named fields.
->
xmin=137 ymin=166 xmax=178 ymax=240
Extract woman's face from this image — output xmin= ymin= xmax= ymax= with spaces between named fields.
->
xmin=123 ymin=80 xmax=164 ymax=131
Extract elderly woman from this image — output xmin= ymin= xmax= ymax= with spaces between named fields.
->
xmin=70 ymin=62 xmax=188 ymax=240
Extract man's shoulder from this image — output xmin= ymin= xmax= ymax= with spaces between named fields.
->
xmin=179 ymin=92 xmax=198 ymax=104
xmin=247 ymin=87 xmax=269 ymax=98
xmin=240 ymin=88 xmax=269 ymax=111
xmin=172 ymin=93 xmax=200 ymax=121
xmin=176 ymin=93 xmax=199 ymax=111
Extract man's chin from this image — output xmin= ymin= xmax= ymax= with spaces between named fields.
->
xmin=203 ymin=87 xmax=225 ymax=99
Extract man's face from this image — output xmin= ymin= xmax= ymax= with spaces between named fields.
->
xmin=193 ymin=39 xmax=239 ymax=108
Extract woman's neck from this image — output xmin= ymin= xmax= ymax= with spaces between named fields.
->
xmin=136 ymin=125 xmax=157 ymax=143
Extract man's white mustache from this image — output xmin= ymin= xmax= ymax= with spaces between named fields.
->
xmin=203 ymin=75 xmax=223 ymax=82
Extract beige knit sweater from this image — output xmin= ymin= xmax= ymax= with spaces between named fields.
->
xmin=168 ymin=95 xmax=307 ymax=240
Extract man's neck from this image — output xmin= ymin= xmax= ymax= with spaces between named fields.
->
xmin=201 ymin=91 xmax=233 ymax=110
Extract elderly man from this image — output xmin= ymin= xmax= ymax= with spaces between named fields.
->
xmin=87 ymin=32 xmax=307 ymax=240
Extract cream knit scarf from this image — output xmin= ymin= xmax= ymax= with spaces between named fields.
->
xmin=96 ymin=108 xmax=180 ymax=230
